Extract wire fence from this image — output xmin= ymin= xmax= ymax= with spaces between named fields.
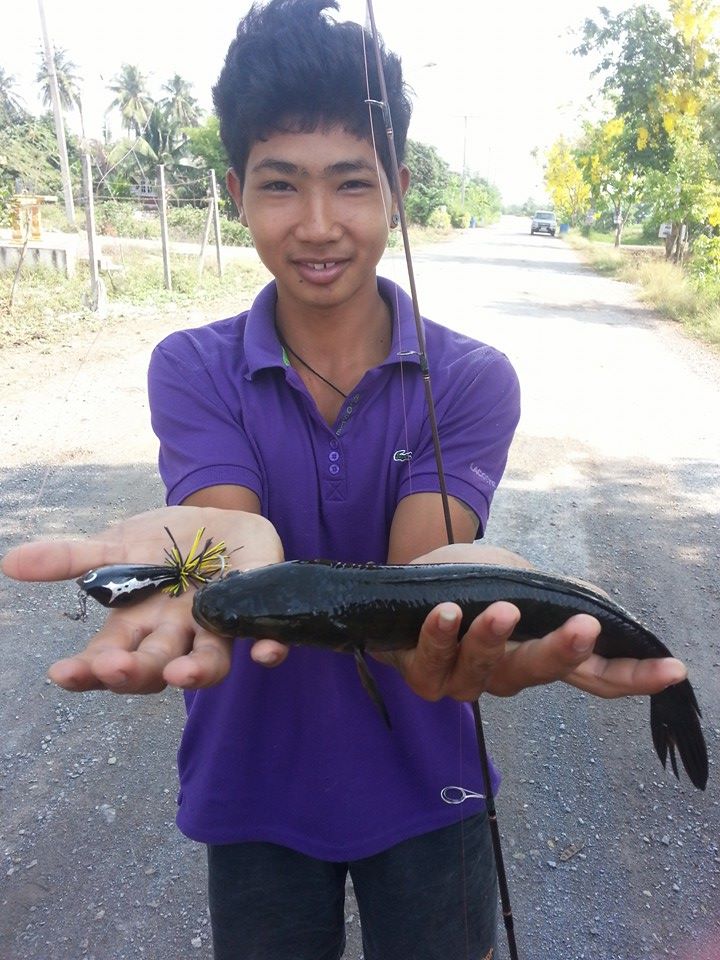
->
xmin=81 ymin=160 xmax=232 ymax=301
xmin=4 ymin=156 xmax=256 ymax=315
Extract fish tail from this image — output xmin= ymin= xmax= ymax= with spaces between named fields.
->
xmin=353 ymin=646 xmax=392 ymax=729
xmin=650 ymin=680 xmax=708 ymax=790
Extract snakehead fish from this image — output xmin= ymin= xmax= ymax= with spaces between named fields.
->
xmin=192 ymin=560 xmax=709 ymax=791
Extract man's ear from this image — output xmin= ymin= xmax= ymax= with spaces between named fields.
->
xmin=398 ymin=163 xmax=411 ymax=197
xmin=226 ymin=167 xmax=248 ymax=226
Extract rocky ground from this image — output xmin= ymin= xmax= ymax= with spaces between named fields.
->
xmin=1 ymin=219 xmax=718 ymax=959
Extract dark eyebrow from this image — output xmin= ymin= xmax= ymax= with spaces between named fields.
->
xmin=323 ymin=159 xmax=377 ymax=177
xmin=249 ymin=158 xmax=377 ymax=177
xmin=249 ymin=158 xmax=301 ymax=176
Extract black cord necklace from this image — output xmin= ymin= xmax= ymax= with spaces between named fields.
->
xmin=276 ymin=328 xmax=348 ymax=400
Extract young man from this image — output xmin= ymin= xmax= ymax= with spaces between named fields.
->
xmin=2 ymin=2 xmax=687 ymax=958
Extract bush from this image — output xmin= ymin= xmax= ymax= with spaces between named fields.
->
xmin=90 ymin=201 xmax=254 ymax=247
xmin=427 ymin=207 xmax=452 ymax=231
xmin=688 ymin=234 xmax=720 ymax=291
xmin=95 ymin=201 xmax=159 ymax=239
xmin=167 ymin=205 xmax=207 ymax=241
xmin=448 ymin=207 xmax=470 ymax=229
xmin=216 ymin=218 xmax=253 ymax=247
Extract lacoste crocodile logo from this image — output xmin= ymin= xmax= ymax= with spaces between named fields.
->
xmin=393 ymin=449 xmax=413 ymax=462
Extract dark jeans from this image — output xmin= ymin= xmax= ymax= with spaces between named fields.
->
xmin=207 ymin=813 xmax=497 ymax=960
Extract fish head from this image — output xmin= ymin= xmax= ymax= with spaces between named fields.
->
xmin=191 ymin=563 xmax=332 ymax=642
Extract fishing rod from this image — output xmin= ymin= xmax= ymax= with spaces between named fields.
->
xmin=362 ymin=2 xmax=520 ymax=956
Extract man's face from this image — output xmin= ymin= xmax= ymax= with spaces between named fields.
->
xmin=227 ymin=125 xmax=408 ymax=314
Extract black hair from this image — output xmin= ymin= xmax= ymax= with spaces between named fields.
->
xmin=212 ymin=0 xmax=412 ymax=183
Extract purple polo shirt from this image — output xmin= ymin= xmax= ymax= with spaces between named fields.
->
xmin=148 ymin=277 xmax=520 ymax=859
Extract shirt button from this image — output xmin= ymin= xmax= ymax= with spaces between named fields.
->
xmin=329 ymin=451 xmax=339 ymax=462
xmin=329 ymin=464 xmax=340 ymax=475
xmin=329 ymin=439 xmax=338 ymax=449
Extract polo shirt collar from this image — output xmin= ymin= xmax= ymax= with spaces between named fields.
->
xmin=244 ymin=277 xmax=422 ymax=377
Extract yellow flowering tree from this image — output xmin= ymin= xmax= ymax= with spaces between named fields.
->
xmin=576 ymin=1 xmax=720 ymax=255
xmin=645 ymin=114 xmax=720 ymax=262
xmin=543 ymin=138 xmax=591 ymax=226
xmin=576 ymin=116 xmax=646 ymax=246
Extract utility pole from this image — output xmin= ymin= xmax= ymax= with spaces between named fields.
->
xmin=458 ymin=114 xmax=483 ymax=211
xmin=37 ymin=0 xmax=75 ymax=226
xmin=461 ymin=115 xmax=468 ymax=210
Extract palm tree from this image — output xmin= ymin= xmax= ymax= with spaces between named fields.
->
xmin=0 ymin=67 xmax=28 ymax=125
xmin=160 ymin=75 xmax=200 ymax=130
xmin=36 ymin=47 xmax=82 ymax=111
xmin=35 ymin=46 xmax=85 ymax=137
xmin=107 ymin=64 xmax=154 ymax=137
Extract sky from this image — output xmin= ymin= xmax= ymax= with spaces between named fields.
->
xmin=3 ymin=0 xmax=665 ymax=205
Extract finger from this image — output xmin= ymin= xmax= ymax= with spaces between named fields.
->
xmin=48 ymin=656 xmax=110 ymax=693
xmin=443 ymin=601 xmax=521 ymax=699
xmin=566 ymin=654 xmax=688 ymax=699
xmin=47 ymin=602 xmax=195 ymax=694
xmin=46 ymin=614 xmax=160 ymax=693
xmin=486 ymin=613 xmax=601 ymax=697
xmin=2 ymin=539 xmax=128 ymax=582
xmin=401 ymin=603 xmax=464 ymax=700
xmin=163 ymin=629 xmax=235 ymax=688
xmin=249 ymin=639 xmax=290 ymax=668
xmin=49 ymin=632 xmax=182 ymax=695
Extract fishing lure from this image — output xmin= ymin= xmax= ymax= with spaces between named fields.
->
xmin=73 ymin=527 xmax=230 ymax=618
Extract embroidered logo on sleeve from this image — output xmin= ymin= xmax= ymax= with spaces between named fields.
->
xmin=393 ymin=449 xmax=413 ymax=462
xmin=470 ymin=462 xmax=497 ymax=488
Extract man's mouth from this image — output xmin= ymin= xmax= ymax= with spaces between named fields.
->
xmin=308 ymin=261 xmax=337 ymax=271
xmin=294 ymin=259 xmax=348 ymax=284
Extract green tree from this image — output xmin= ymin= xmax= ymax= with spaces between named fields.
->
xmin=184 ymin=115 xmax=234 ymax=209
xmin=445 ymin=172 xmax=501 ymax=226
xmin=107 ymin=64 xmax=154 ymax=137
xmin=645 ymin=113 xmax=720 ymax=262
xmin=161 ymin=75 xmax=201 ymax=130
xmin=575 ymin=1 xmax=720 ymax=253
xmin=185 ymin=116 xmax=228 ymax=173
xmin=36 ymin=46 xmax=86 ymax=140
xmin=36 ymin=47 xmax=82 ymax=111
xmin=0 ymin=67 xmax=28 ymax=126
xmin=0 ymin=116 xmax=68 ymax=202
xmin=404 ymin=140 xmax=449 ymax=225
xmin=576 ymin=117 xmax=646 ymax=246
xmin=576 ymin=5 xmax=682 ymax=167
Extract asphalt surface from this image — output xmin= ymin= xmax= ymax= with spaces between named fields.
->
xmin=1 ymin=218 xmax=718 ymax=959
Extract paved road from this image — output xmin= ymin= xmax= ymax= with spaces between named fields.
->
xmin=1 ymin=217 xmax=718 ymax=959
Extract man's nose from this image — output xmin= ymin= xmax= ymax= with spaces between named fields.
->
xmin=294 ymin=192 xmax=343 ymax=243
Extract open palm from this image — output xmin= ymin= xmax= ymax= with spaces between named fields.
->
xmin=2 ymin=506 xmax=283 ymax=693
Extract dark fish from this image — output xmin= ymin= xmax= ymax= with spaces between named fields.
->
xmin=192 ymin=560 xmax=709 ymax=791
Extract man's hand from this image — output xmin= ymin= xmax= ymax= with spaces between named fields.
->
xmin=2 ymin=506 xmax=284 ymax=694
xmin=373 ymin=542 xmax=688 ymax=702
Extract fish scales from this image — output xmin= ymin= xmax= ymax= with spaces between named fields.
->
xmin=192 ymin=560 xmax=709 ymax=790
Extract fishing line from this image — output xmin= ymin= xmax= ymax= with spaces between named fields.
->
xmin=360 ymin=22 xmax=415 ymax=490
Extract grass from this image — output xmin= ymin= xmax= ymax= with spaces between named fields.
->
xmin=580 ymin=223 xmax=657 ymax=246
xmin=0 ymin=220 xmax=458 ymax=350
xmin=0 ymin=249 xmax=270 ymax=348
xmin=566 ymin=231 xmax=720 ymax=348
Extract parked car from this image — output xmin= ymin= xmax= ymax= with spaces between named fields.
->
xmin=530 ymin=210 xmax=557 ymax=236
